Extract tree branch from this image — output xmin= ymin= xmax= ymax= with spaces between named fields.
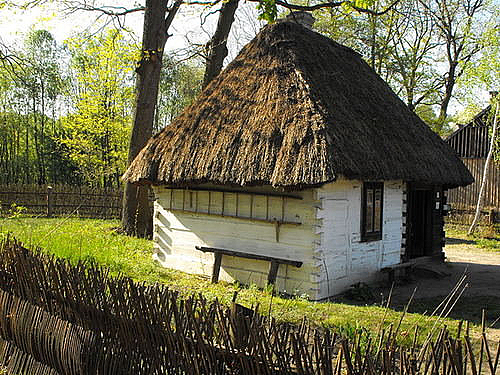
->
xmin=240 ymin=0 xmax=401 ymax=16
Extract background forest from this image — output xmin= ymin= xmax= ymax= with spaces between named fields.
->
xmin=0 ymin=0 xmax=498 ymax=189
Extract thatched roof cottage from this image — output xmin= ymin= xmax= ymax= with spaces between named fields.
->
xmin=123 ymin=15 xmax=473 ymax=300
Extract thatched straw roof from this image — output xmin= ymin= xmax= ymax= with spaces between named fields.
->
xmin=123 ymin=21 xmax=473 ymax=189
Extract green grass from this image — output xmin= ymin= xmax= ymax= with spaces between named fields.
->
xmin=446 ymin=223 xmax=500 ymax=251
xmin=0 ymin=217 xmax=486 ymax=345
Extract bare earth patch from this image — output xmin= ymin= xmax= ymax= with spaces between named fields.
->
xmin=370 ymin=239 xmax=500 ymax=342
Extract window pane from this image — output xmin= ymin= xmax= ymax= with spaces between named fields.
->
xmin=365 ymin=189 xmax=373 ymax=233
xmin=374 ymin=189 xmax=382 ymax=232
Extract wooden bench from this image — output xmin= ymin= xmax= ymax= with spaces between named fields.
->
xmin=381 ymin=261 xmax=414 ymax=284
xmin=381 ymin=254 xmax=446 ymax=283
xmin=195 ymin=246 xmax=302 ymax=285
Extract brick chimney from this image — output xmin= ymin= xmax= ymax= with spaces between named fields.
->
xmin=284 ymin=11 xmax=315 ymax=30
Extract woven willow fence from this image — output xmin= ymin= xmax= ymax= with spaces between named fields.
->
xmin=0 ymin=238 xmax=498 ymax=375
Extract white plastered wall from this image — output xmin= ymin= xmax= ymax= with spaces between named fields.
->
xmin=152 ymin=186 xmax=321 ymax=297
xmin=313 ymin=180 xmax=405 ymax=299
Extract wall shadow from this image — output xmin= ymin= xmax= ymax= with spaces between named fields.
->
xmin=337 ymin=260 xmax=500 ymax=328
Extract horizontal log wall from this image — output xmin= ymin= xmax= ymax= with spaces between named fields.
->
xmin=0 ymin=184 xmax=122 ymax=219
xmin=314 ymin=180 xmax=404 ymax=299
xmin=153 ymin=186 xmax=318 ymax=298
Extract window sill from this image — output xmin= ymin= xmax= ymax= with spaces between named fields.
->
xmin=360 ymin=234 xmax=382 ymax=242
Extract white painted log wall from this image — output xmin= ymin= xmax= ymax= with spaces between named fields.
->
xmin=152 ymin=186 xmax=320 ymax=297
xmin=314 ymin=180 xmax=404 ymax=299
xmin=152 ymin=180 xmax=404 ymax=300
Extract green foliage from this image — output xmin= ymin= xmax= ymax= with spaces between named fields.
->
xmin=446 ymin=223 xmax=500 ymax=252
xmin=258 ymin=0 xmax=376 ymax=22
xmin=458 ymin=5 xmax=499 ymax=98
xmin=451 ymin=103 xmax=483 ymax=126
xmin=7 ymin=203 xmax=27 ymax=219
xmin=0 ymin=28 xmax=69 ymax=185
xmin=61 ymin=29 xmax=138 ymax=188
xmin=256 ymin=0 xmax=277 ymax=22
xmin=155 ymin=56 xmax=204 ymax=131
xmin=0 ymin=24 xmax=205 ymax=188
xmin=415 ymin=105 xmax=453 ymax=137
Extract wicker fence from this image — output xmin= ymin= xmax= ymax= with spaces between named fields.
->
xmin=0 ymin=184 xmax=122 ymax=219
xmin=0 ymin=238 xmax=499 ymax=375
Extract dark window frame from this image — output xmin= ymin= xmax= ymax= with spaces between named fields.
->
xmin=361 ymin=182 xmax=384 ymax=242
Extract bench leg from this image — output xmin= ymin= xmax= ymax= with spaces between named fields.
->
xmin=267 ymin=261 xmax=279 ymax=285
xmin=212 ymin=252 xmax=222 ymax=283
xmin=388 ymin=270 xmax=395 ymax=285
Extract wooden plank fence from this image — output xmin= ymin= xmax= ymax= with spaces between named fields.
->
xmin=0 ymin=184 xmax=123 ymax=219
xmin=0 ymin=237 xmax=499 ymax=375
xmin=447 ymin=159 xmax=499 ymax=223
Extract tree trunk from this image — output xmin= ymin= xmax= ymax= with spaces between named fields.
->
xmin=122 ymin=0 xmax=181 ymax=237
xmin=468 ymin=102 xmax=499 ymax=235
xmin=436 ymin=66 xmax=456 ymax=131
xmin=202 ymin=0 xmax=239 ymax=88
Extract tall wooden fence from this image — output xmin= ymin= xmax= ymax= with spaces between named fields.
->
xmin=0 ymin=238 xmax=499 ymax=375
xmin=0 ymin=184 xmax=122 ymax=219
xmin=447 ymin=159 xmax=499 ymax=222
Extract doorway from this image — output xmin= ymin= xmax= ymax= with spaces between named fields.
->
xmin=406 ymin=188 xmax=434 ymax=259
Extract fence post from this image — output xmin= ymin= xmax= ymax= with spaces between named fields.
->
xmin=489 ymin=209 xmax=496 ymax=224
xmin=47 ymin=186 xmax=53 ymax=218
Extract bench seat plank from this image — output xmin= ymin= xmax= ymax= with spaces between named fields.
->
xmin=195 ymin=246 xmax=302 ymax=285
xmin=195 ymin=246 xmax=303 ymax=267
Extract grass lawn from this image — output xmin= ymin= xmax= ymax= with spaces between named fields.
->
xmin=0 ymin=217 xmax=487 ymax=345
xmin=445 ymin=222 xmax=500 ymax=251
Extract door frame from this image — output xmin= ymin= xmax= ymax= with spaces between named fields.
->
xmin=405 ymin=184 xmax=435 ymax=260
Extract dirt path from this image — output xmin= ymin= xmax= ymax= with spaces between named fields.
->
xmin=370 ymin=238 xmax=500 ymax=340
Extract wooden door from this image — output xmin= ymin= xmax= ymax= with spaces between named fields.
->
xmin=406 ymin=188 xmax=433 ymax=259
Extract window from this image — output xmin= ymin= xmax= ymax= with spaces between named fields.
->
xmin=361 ymin=182 xmax=383 ymax=241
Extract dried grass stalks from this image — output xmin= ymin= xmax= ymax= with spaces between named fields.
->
xmin=0 ymin=237 xmax=498 ymax=375
xmin=124 ymin=21 xmax=473 ymax=190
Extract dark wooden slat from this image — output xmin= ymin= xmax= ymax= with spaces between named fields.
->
xmin=211 ymin=252 xmax=223 ymax=283
xmin=447 ymin=158 xmax=500 ymax=211
xmin=267 ymin=261 xmax=279 ymax=285
xmin=196 ymin=246 xmax=303 ymax=268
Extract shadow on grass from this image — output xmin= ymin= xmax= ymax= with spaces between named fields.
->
xmin=445 ymin=237 xmax=476 ymax=245
xmin=335 ymin=260 xmax=500 ymax=329
xmin=404 ymin=296 xmax=500 ymax=328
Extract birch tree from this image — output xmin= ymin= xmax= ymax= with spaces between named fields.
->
xmin=468 ymin=99 xmax=498 ymax=235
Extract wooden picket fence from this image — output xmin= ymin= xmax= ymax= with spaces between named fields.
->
xmin=0 ymin=184 xmax=122 ymax=219
xmin=0 ymin=237 xmax=498 ymax=375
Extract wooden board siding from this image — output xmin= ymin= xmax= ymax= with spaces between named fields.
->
xmin=152 ymin=186 xmax=320 ymax=298
xmin=446 ymin=122 xmax=490 ymax=158
xmin=314 ymin=180 xmax=404 ymax=299
xmin=447 ymin=158 xmax=499 ymax=211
